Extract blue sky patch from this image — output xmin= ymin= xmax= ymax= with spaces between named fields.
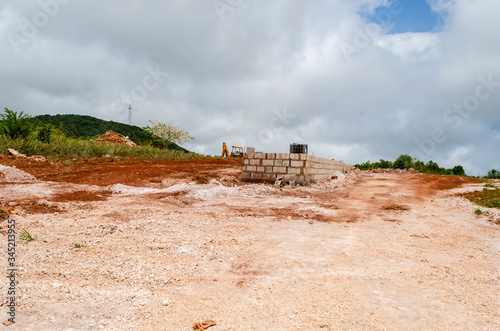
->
xmin=364 ymin=0 xmax=441 ymax=34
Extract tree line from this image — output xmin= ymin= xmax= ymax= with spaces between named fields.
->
xmin=355 ymin=154 xmax=498 ymax=178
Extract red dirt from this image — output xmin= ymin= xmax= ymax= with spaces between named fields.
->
xmin=0 ymin=157 xmax=242 ymax=187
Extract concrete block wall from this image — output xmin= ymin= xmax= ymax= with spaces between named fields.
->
xmin=241 ymin=151 xmax=354 ymax=184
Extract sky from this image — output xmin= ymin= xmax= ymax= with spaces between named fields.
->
xmin=1 ymin=0 xmax=499 ymax=175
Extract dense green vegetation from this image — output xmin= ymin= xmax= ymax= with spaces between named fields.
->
xmin=354 ymin=154 xmax=467 ymax=176
xmin=34 ymin=114 xmax=187 ymax=151
xmin=0 ymin=109 xmax=201 ymax=160
xmin=0 ymin=134 xmax=200 ymax=161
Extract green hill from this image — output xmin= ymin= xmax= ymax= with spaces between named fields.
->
xmin=34 ymin=114 xmax=187 ymax=151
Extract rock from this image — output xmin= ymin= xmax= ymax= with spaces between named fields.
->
xmin=6 ymin=148 xmax=26 ymax=158
xmin=0 ymin=165 xmax=36 ymax=182
xmin=28 ymin=155 xmax=47 ymax=162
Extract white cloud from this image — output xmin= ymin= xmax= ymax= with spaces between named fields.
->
xmin=1 ymin=0 xmax=499 ymax=175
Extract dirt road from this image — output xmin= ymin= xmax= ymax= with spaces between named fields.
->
xmin=0 ymin=159 xmax=499 ymax=330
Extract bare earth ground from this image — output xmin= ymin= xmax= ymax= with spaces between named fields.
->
xmin=0 ymin=158 xmax=499 ymax=330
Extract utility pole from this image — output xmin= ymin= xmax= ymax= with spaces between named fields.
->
xmin=128 ymin=104 xmax=132 ymax=125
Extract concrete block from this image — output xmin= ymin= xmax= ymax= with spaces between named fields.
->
xmin=246 ymin=153 xmax=254 ymax=159
xmin=289 ymin=154 xmax=300 ymax=160
xmin=266 ymin=153 xmax=276 ymax=159
xmin=276 ymin=153 xmax=288 ymax=160
xmin=262 ymin=159 xmax=274 ymax=166
xmin=246 ymin=147 xmax=255 ymax=153
xmin=274 ymin=160 xmax=283 ymax=167
xmin=246 ymin=166 xmax=257 ymax=172
xmin=299 ymin=154 xmax=308 ymax=160
xmin=273 ymin=166 xmax=287 ymax=173
xmin=256 ymin=166 xmax=265 ymax=172
xmin=250 ymin=172 xmax=263 ymax=179
xmin=254 ymin=152 xmax=265 ymax=159
xmin=264 ymin=166 xmax=274 ymax=173
xmin=241 ymin=171 xmax=251 ymax=178
xmin=243 ymin=159 xmax=250 ymax=165
xmin=287 ymin=167 xmax=301 ymax=175
xmin=290 ymin=160 xmax=304 ymax=167
xmin=249 ymin=159 xmax=261 ymax=166
xmin=263 ymin=173 xmax=277 ymax=181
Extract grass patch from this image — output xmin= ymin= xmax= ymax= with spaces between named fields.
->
xmin=462 ymin=187 xmax=500 ymax=209
xmin=19 ymin=229 xmax=36 ymax=242
xmin=72 ymin=243 xmax=87 ymax=249
xmin=475 ymin=208 xmax=483 ymax=215
xmin=0 ymin=134 xmax=204 ymax=161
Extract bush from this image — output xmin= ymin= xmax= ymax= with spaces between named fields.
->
xmin=37 ymin=124 xmax=52 ymax=143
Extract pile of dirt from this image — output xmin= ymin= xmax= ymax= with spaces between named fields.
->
xmin=94 ymin=130 xmax=138 ymax=147
xmin=0 ymin=164 xmax=36 ymax=182
xmin=1 ymin=149 xmax=48 ymax=162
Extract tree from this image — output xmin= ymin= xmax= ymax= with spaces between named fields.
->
xmin=394 ymin=154 xmax=414 ymax=169
xmin=0 ymin=108 xmax=32 ymax=140
xmin=144 ymin=121 xmax=194 ymax=149
xmin=426 ymin=160 xmax=440 ymax=173
xmin=452 ymin=165 xmax=466 ymax=176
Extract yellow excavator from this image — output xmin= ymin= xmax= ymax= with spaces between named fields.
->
xmin=222 ymin=142 xmax=243 ymax=157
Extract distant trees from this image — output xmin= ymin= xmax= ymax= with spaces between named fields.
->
xmin=0 ymin=108 xmax=32 ymax=139
xmin=355 ymin=154 xmax=468 ymax=176
xmin=486 ymin=169 xmax=500 ymax=179
xmin=144 ymin=121 xmax=194 ymax=149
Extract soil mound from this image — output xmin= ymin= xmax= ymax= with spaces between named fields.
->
xmin=94 ymin=130 xmax=138 ymax=147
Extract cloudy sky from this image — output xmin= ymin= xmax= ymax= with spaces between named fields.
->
xmin=1 ymin=0 xmax=499 ymax=175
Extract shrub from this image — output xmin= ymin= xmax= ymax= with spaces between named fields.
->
xmin=37 ymin=124 xmax=52 ymax=143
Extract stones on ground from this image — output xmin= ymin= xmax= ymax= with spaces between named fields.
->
xmin=192 ymin=320 xmax=216 ymax=331
xmin=2 ymin=319 xmax=14 ymax=326
xmin=4 ymin=149 xmax=47 ymax=162
xmin=7 ymin=148 xmax=26 ymax=157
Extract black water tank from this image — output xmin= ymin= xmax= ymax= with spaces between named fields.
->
xmin=290 ymin=143 xmax=308 ymax=154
